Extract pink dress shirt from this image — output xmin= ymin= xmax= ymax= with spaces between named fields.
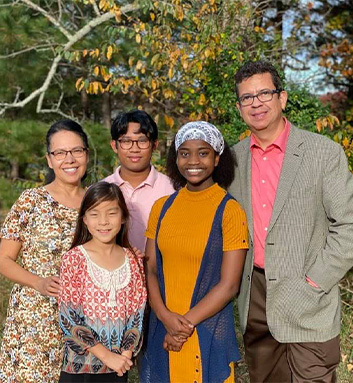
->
xmin=251 ymin=119 xmax=290 ymax=269
xmin=104 ymin=166 xmax=175 ymax=251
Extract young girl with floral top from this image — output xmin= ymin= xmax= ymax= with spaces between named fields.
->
xmin=58 ymin=181 xmax=147 ymax=383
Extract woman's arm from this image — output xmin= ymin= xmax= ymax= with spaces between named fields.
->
xmin=184 ymin=249 xmax=246 ymax=326
xmin=0 ymin=239 xmax=60 ymax=296
xmin=145 ymin=238 xmax=194 ymax=338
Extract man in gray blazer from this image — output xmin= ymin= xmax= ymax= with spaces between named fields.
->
xmin=229 ymin=60 xmax=353 ymax=382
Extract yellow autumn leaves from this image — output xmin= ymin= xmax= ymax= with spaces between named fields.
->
xmin=106 ymin=46 xmax=113 ymax=60
xmin=316 ymin=115 xmax=340 ymax=132
xmin=98 ymin=0 xmax=121 ymax=21
xmin=70 ymin=0 xmax=245 ymax=128
xmin=75 ymin=63 xmax=112 ymax=94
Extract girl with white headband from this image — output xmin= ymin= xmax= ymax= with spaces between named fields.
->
xmin=141 ymin=121 xmax=248 ymax=383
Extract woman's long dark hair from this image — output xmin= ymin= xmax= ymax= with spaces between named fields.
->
xmin=45 ymin=119 xmax=89 ymax=184
xmin=166 ymin=138 xmax=236 ymax=190
xmin=71 ymin=182 xmax=134 ymax=254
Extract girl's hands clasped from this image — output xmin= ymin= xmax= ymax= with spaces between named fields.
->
xmin=161 ymin=310 xmax=194 ymax=353
xmin=161 ymin=310 xmax=194 ymax=338
xmin=163 ymin=333 xmax=185 ymax=352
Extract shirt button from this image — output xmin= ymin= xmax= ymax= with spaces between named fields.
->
xmin=264 ymin=227 xmax=268 ymax=231
xmin=262 ymin=204 xmax=266 ymax=208
xmin=262 ymin=180 xmax=265 ymax=183
xmin=263 ymin=157 xmax=267 ymax=161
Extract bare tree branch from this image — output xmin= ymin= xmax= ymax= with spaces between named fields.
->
xmin=92 ymin=0 xmax=101 ymax=16
xmin=0 ymin=44 xmax=53 ymax=59
xmin=58 ymin=0 xmax=62 ymax=21
xmin=20 ymin=0 xmax=73 ymax=40
xmin=0 ymin=87 xmax=22 ymax=116
xmin=0 ymin=1 xmax=16 ymax=8
xmin=40 ymin=92 xmax=76 ymax=120
xmin=0 ymin=2 xmax=140 ymax=116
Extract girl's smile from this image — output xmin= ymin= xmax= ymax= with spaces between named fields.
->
xmin=186 ymin=168 xmax=204 ymax=174
xmin=83 ymin=199 xmax=123 ymax=245
xmin=177 ymin=140 xmax=220 ymax=192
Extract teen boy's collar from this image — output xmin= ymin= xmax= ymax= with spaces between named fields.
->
xmin=115 ymin=165 xmax=158 ymax=188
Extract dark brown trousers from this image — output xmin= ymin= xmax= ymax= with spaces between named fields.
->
xmin=243 ymin=267 xmax=340 ymax=383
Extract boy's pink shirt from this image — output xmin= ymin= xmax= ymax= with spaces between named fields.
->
xmin=103 ymin=165 xmax=175 ymax=251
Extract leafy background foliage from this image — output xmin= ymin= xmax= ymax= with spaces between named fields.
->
xmin=0 ymin=0 xmax=352 ymax=380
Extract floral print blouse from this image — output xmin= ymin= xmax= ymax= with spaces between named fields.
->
xmin=0 ymin=187 xmax=78 ymax=383
xmin=58 ymin=245 xmax=147 ymax=374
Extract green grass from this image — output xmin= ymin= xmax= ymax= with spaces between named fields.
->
xmin=337 ymin=271 xmax=353 ymax=382
xmin=0 ymin=276 xmax=12 ymax=336
xmin=1 ymin=273 xmax=352 ymax=382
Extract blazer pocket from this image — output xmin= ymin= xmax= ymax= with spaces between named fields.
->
xmin=303 ymin=278 xmax=325 ymax=295
xmin=269 ymin=277 xmax=331 ymax=331
xmin=289 ymin=185 xmax=316 ymax=199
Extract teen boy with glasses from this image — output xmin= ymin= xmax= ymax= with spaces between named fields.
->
xmin=104 ymin=110 xmax=175 ymax=252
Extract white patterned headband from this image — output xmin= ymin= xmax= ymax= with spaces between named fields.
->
xmin=174 ymin=121 xmax=225 ymax=154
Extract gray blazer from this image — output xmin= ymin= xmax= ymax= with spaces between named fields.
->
xmin=229 ymin=125 xmax=353 ymax=342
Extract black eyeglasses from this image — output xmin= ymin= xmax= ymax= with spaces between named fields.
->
xmin=117 ymin=138 xmax=151 ymax=150
xmin=49 ymin=147 xmax=88 ymax=160
xmin=238 ymin=89 xmax=282 ymax=106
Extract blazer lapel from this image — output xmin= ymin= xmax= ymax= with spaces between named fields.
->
xmin=268 ymin=126 xmax=304 ymax=232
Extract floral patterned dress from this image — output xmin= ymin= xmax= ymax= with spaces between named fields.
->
xmin=0 ymin=186 xmax=78 ymax=383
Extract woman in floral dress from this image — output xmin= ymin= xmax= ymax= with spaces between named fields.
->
xmin=0 ymin=120 xmax=89 ymax=383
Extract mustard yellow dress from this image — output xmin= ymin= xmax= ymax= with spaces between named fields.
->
xmin=146 ymin=184 xmax=248 ymax=383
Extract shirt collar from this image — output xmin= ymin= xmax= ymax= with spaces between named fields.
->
xmin=250 ymin=117 xmax=290 ymax=153
xmin=115 ymin=165 xmax=157 ymax=188
xmin=142 ymin=165 xmax=158 ymax=187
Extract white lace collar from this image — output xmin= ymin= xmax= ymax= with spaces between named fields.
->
xmin=79 ymin=245 xmax=131 ymax=307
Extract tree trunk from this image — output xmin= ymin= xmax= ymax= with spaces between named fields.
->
xmin=347 ymin=83 xmax=353 ymax=101
xmin=10 ymin=160 xmax=19 ymax=179
xmin=81 ymin=89 xmax=90 ymax=119
xmin=102 ymin=92 xmax=111 ymax=130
